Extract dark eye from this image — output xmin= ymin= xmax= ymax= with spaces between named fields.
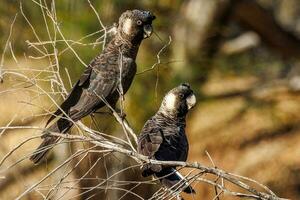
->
xmin=179 ymin=93 xmax=184 ymax=99
xmin=136 ymin=20 xmax=142 ymax=25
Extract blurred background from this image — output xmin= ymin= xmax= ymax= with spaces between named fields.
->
xmin=1 ymin=0 xmax=300 ymax=199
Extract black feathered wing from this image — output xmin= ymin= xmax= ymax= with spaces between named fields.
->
xmin=46 ymin=66 xmax=92 ymax=126
xmin=31 ymin=62 xmax=119 ymax=164
xmin=138 ymin=119 xmax=163 ymax=158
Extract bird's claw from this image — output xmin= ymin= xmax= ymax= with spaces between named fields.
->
xmin=41 ymin=130 xmax=51 ymax=138
xmin=119 ymin=112 xmax=126 ymax=120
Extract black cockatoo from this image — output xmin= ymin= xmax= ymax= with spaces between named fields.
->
xmin=138 ymin=83 xmax=196 ymax=194
xmin=30 ymin=10 xmax=155 ymax=164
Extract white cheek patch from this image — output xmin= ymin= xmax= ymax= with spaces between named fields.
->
xmin=122 ymin=18 xmax=132 ymax=35
xmin=164 ymin=93 xmax=177 ymax=111
xmin=186 ymin=94 xmax=196 ymax=109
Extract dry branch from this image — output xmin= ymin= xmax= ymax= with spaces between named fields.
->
xmin=0 ymin=128 xmax=286 ymax=200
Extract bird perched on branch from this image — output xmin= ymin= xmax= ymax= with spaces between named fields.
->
xmin=30 ymin=10 xmax=155 ymax=164
xmin=138 ymin=83 xmax=196 ymax=194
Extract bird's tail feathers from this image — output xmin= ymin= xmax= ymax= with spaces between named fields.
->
xmin=157 ymin=168 xmax=195 ymax=194
xmin=29 ymin=135 xmax=59 ymax=164
xmin=30 ymin=119 xmax=72 ymax=164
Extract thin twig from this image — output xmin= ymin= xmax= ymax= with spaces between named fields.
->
xmin=0 ymin=14 xmax=17 ymax=83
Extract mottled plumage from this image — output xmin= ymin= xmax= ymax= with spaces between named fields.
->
xmin=30 ymin=10 xmax=155 ymax=164
xmin=138 ymin=83 xmax=196 ymax=194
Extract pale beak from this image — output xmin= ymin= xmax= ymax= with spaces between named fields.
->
xmin=143 ymin=24 xmax=153 ymax=38
xmin=186 ymin=94 xmax=196 ymax=109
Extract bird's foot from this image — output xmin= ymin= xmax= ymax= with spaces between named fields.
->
xmin=41 ymin=130 xmax=52 ymax=138
xmin=119 ymin=112 xmax=126 ymax=120
xmin=142 ymin=164 xmax=154 ymax=177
